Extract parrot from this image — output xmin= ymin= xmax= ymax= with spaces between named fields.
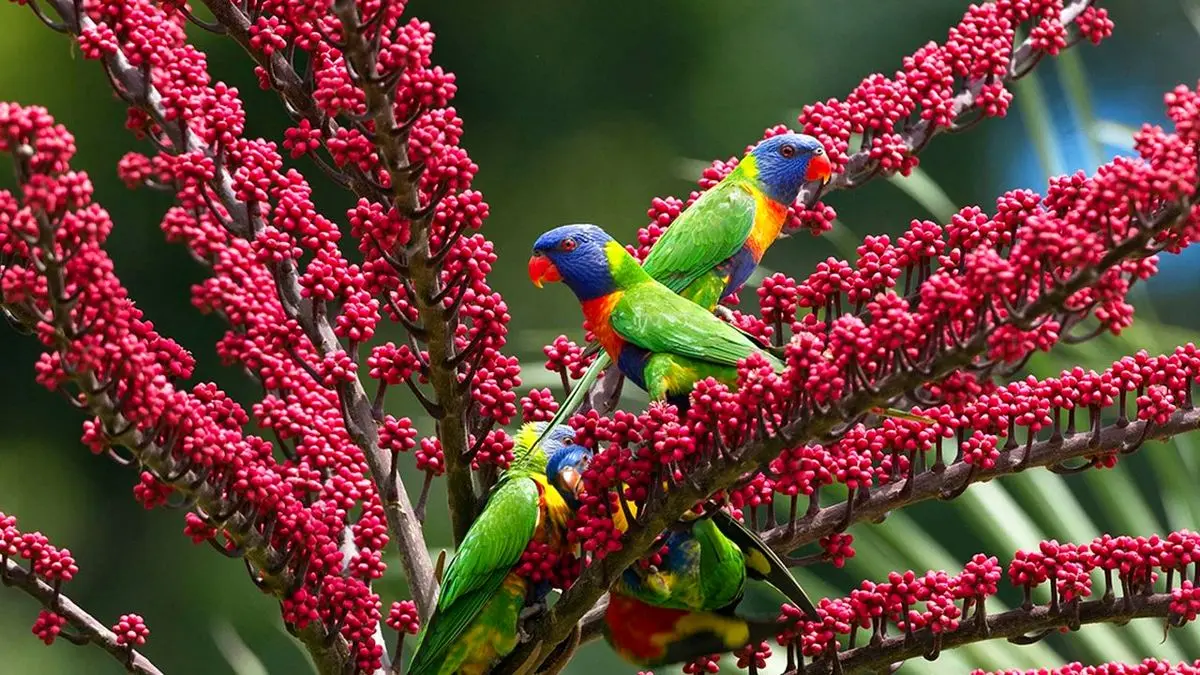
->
xmin=532 ymin=133 xmax=832 ymax=445
xmin=548 ymin=445 xmax=817 ymax=667
xmin=528 ymin=223 xmax=800 ymax=409
xmin=406 ymin=423 xmax=588 ymax=675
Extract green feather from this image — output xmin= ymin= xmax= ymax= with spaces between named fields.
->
xmin=407 ymin=478 xmax=541 ymax=675
xmin=610 ymin=276 xmax=781 ymax=372
xmin=531 ymin=168 xmax=760 ymax=449
xmin=711 ymin=511 xmax=817 ymax=618
xmin=506 ymin=421 xmax=553 ymax=478
xmin=641 ymin=175 xmax=758 ymax=299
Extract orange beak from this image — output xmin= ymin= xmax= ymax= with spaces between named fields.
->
xmin=558 ymin=467 xmax=584 ymax=498
xmin=528 ymin=254 xmax=561 ymax=288
xmin=806 ymin=152 xmax=833 ymax=184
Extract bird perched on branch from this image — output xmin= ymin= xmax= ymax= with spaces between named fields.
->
xmin=533 ymin=133 xmax=831 ymax=440
xmin=549 ymin=445 xmax=817 ymax=667
xmin=407 ymin=423 xmax=586 ymax=675
xmin=530 ymin=223 xmax=805 ymax=409
xmin=530 ymin=222 xmax=932 ymax=423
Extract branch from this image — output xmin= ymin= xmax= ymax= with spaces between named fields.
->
xmin=821 ymin=593 xmax=1176 ymax=675
xmin=0 ymin=144 xmax=350 ymax=673
xmin=506 ymin=145 xmax=1197 ymax=668
xmin=1 ymin=559 xmax=164 ymax=675
xmin=327 ymin=0 xmax=478 ymax=547
xmin=761 ymin=407 xmax=1200 ymax=556
xmin=799 ymin=0 xmax=1096 ymax=204
xmin=41 ymin=0 xmax=437 ymax=617
xmin=198 ymin=0 xmax=479 ymax=547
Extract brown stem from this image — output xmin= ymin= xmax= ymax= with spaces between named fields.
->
xmin=327 ymin=0 xmax=477 ymax=546
xmin=41 ymin=0 xmax=437 ymax=622
xmin=1 ymin=559 xmax=164 ymax=675
xmin=812 ymin=593 xmax=1176 ymax=675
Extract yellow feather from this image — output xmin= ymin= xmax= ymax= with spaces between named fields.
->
xmin=532 ymin=475 xmax=572 ymax=531
xmin=744 ymin=548 xmax=772 ymax=576
xmin=652 ymin=612 xmax=751 ymax=650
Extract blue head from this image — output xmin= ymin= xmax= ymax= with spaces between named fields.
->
xmin=529 ymin=224 xmax=621 ymax=301
xmin=746 ymin=133 xmax=832 ymax=204
xmin=535 ymin=423 xmax=577 ymax=455
xmin=546 ymin=443 xmax=593 ymax=506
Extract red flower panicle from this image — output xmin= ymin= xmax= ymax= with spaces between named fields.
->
xmin=7 ymin=0 xmax=1200 ymax=672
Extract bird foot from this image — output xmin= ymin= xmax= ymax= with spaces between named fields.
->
xmin=517 ymin=600 xmax=547 ymax=643
xmin=520 ymin=600 xmax=547 ymax=621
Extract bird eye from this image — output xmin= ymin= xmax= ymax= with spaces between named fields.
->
xmin=780 ymin=144 xmax=797 ymax=159
xmin=560 ymin=238 xmax=577 ymax=252
xmin=814 ymin=147 xmax=825 ymax=155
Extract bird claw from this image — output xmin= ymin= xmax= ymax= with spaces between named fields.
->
xmin=519 ymin=600 xmax=547 ymax=622
xmin=517 ymin=600 xmax=547 ymax=643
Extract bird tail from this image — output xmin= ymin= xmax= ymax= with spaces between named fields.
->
xmin=653 ymin=613 xmax=786 ymax=666
xmin=529 ymin=350 xmax=611 ymax=451
xmin=710 ymin=511 xmax=818 ymax=620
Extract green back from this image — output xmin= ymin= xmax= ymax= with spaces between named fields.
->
xmin=691 ymin=518 xmax=748 ymax=610
xmin=614 ymin=518 xmax=746 ymax=611
xmin=530 ymin=169 xmax=758 ymax=449
xmin=641 ymin=171 xmax=758 ymax=297
xmin=407 ymin=477 xmax=541 ymax=675
xmin=609 ymin=276 xmax=782 ymax=370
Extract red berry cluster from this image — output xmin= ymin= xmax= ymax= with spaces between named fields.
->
xmin=775 ymin=530 xmax=1200 ymax=670
xmin=977 ymin=659 xmax=1200 ymax=675
xmin=632 ymin=0 xmax=1115 ymax=261
xmin=0 ymin=511 xmax=146 ymax=649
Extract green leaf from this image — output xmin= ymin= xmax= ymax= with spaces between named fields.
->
xmin=1056 ymin=49 xmax=1104 ymax=170
xmin=887 ymin=167 xmax=959 ymax=223
xmin=1182 ymin=0 xmax=1200 ymax=37
xmin=826 ymin=220 xmax=864 ymax=259
xmin=1014 ymin=73 xmax=1066 ymax=180
xmin=1092 ymin=120 xmax=1137 ymax=152
xmin=211 ymin=622 xmax=278 ymax=675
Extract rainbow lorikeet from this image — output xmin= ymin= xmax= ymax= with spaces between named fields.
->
xmin=407 ymin=423 xmax=585 ymax=675
xmin=550 ymin=447 xmax=816 ymax=667
xmin=529 ymin=224 xmax=794 ymax=409
xmin=530 ymin=223 xmax=932 ymax=422
xmin=533 ymin=134 xmax=831 ymax=441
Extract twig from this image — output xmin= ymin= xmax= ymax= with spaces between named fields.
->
xmin=2 ymin=559 xmax=165 ymax=675
xmin=800 ymin=0 xmax=1097 ymax=205
xmin=815 ymin=593 xmax=1176 ymax=675
xmin=328 ymin=0 xmax=478 ymax=547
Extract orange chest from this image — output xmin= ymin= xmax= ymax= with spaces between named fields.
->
xmin=580 ymin=292 xmax=625 ymax=358
xmin=746 ymin=191 xmax=789 ymax=259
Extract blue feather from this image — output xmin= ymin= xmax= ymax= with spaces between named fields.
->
xmin=748 ymin=133 xmax=826 ymax=204
xmin=532 ymin=224 xmax=618 ymax=300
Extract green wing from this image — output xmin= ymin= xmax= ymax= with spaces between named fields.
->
xmin=532 ymin=176 xmax=755 ymax=439
xmin=711 ymin=511 xmax=817 ymax=619
xmin=641 ymin=179 xmax=757 ymax=295
xmin=610 ymin=282 xmax=780 ymax=369
xmin=407 ymin=477 xmax=541 ymax=675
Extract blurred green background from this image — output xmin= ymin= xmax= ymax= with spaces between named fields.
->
xmin=1 ymin=1 xmax=1200 ymax=673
